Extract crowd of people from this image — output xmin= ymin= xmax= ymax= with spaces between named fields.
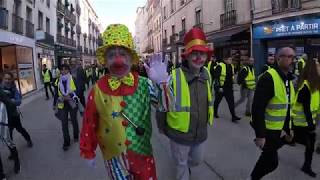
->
xmin=0 ymin=23 xmax=320 ymax=180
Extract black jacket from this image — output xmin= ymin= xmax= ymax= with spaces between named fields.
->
xmin=251 ymin=65 xmax=294 ymax=138
xmin=0 ymin=88 xmax=19 ymax=122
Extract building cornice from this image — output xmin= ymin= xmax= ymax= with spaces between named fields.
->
xmin=253 ymin=8 xmax=320 ymax=24
xmin=162 ymin=0 xmax=194 ymax=24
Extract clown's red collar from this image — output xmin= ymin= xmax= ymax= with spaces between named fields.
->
xmin=96 ymin=71 xmax=139 ymax=96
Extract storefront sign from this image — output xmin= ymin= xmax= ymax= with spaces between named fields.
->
xmin=253 ymin=17 xmax=320 ymax=39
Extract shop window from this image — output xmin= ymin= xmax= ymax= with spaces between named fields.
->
xmin=16 ymin=46 xmax=36 ymax=95
xmin=38 ymin=10 xmax=43 ymax=30
xmin=0 ymin=0 xmax=5 ymax=8
xmin=0 ymin=46 xmax=36 ymax=95
xmin=46 ymin=17 xmax=50 ymax=33
xmin=224 ymin=0 xmax=234 ymax=12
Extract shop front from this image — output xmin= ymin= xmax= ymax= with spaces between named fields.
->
xmin=0 ymin=31 xmax=37 ymax=95
xmin=54 ymin=45 xmax=79 ymax=66
xmin=252 ymin=13 xmax=320 ymax=74
xmin=207 ymin=25 xmax=251 ymax=64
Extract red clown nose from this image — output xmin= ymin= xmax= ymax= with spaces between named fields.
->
xmin=114 ymin=55 xmax=125 ymax=66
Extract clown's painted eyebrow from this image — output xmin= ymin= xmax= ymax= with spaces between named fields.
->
xmin=106 ymin=47 xmax=128 ymax=56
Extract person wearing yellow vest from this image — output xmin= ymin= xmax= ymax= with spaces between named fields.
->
xmin=235 ymin=57 xmax=255 ymax=116
xmin=146 ymin=27 xmax=214 ymax=180
xmin=292 ymin=58 xmax=320 ymax=178
xmin=206 ymin=56 xmax=217 ymax=86
xmin=294 ymin=53 xmax=307 ymax=76
xmin=42 ymin=64 xmax=54 ymax=100
xmin=85 ymin=66 xmax=92 ymax=88
xmin=261 ymin=54 xmax=275 ymax=74
xmin=250 ymin=47 xmax=296 ymax=180
xmin=53 ymin=64 xmax=79 ymax=151
xmin=80 ymin=24 xmax=157 ymax=180
xmin=214 ymin=57 xmax=241 ymax=122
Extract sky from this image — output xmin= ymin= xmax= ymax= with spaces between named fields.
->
xmin=91 ymin=0 xmax=147 ymax=35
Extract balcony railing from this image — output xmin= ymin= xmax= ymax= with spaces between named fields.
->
xmin=57 ymin=1 xmax=64 ymax=14
xmin=76 ymin=4 xmax=81 ymax=14
xmin=170 ymin=35 xmax=176 ymax=45
xmin=193 ymin=23 xmax=203 ymax=29
xmin=25 ymin=20 xmax=34 ymax=38
xmin=70 ymin=13 xmax=76 ymax=24
xmin=36 ymin=31 xmax=54 ymax=45
xmin=220 ymin=10 xmax=237 ymax=29
xmin=272 ymin=0 xmax=301 ymax=14
xmin=162 ymin=38 xmax=167 ymax=46
xmin=12 ymin=13 xmax=23 ymax=35
xmin=179 ymin=29 xmax=186 ymax=41
xmin=76 ymin=24 xmax=81 ymax=34
xmin=0 ymin=7 xmax=8 ymax=30
xmin=77 ymin=45 xmax=82 ymax=52
xmin=57 ymin=34 xmax=66 ymax=44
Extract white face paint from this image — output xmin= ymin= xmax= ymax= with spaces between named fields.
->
xmin=105 ymin=47 xmax=132 ymax=78
xmin=187 ymin=51 xmax=208 ymax=69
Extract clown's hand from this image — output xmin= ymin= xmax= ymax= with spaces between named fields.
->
xmin=144 ymin=53 xmax=169 ymax=84
xmin=86 ymin=158 xmax=96 ymax=169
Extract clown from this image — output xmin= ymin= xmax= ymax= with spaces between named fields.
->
xmin=80 ymin=24 xmax=157 ymax=180
xmin=145 ymin=27 xmax=214 ymax=180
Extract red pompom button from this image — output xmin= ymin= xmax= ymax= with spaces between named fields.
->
xmin=122 ymin=120 xmax=129 ymax=127
xmin=125 ymin=140 xmax=131 ymax=146
xmin=120 ymin=101 xmax=127 ymax=107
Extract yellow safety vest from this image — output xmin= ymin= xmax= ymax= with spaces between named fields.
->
xmin=219 ymin=62 xmax=234 ymax=86
xmin=55 ymin=76 xmax=77 ymax=109
xmin=166 ymin=67 xmax=214 ymax=133
xmin=42 ymin=69 xmax=51 ymax=83
xmin=265 ymin=68 xmax=295 ymax=130
xmin=86 ymin=69 xmax=92 ymax=77
xmin=295 ymin=58 xmax=306 ymax=75
xmin=244 ymin=66 xmax=256 ymax=90
xmin=292 ymin=81 xmax=320 ymax=127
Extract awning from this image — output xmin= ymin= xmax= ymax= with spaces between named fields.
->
xmin=207 ymin=25 xmax=250 ymax=44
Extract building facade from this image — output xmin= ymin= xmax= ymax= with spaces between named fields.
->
xmin=204 ymin=0 xmax=252 ymax=62
xmin=161 ymin=0 xmax=204 ymax=65
xmin=0 ymin=0 xmax=38 ymax=95
xmin=135 ymin=6 xmax=148 ymax=57
xmin=0 ymin=0 xmax=101 ymax=96
xmin=252 ymin=0 xmax=320 ymax=74
xmin=35 ymin=0 xmax=57 ymax=90
xmin=55 ymin=0 xmax=80 ymax=66
xmin=79 ymin=0 xmax=101 ymax=67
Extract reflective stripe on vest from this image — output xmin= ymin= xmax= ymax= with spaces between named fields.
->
xmin=166 ymin=67 xmax=214 ymax=133
xmin=55 ymin=77 xmax=77 ymax=109
xmin=42 ymin=70 xmax=51 ymax=83
xmin=265 ymin=68 xmax=295 ymax=130
xmin=293 ymin=81 xmax=320 ymax=127
xmin=244 ymin=66 xmax=256 ymax=90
